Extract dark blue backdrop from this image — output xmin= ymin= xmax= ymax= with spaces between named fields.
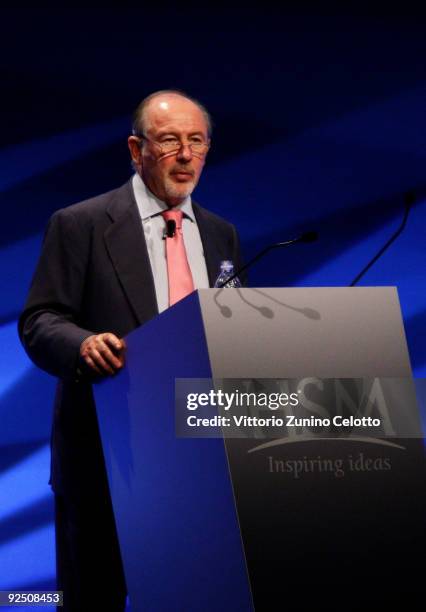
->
xmin=0 ymin=7 xmax=425 ymax=601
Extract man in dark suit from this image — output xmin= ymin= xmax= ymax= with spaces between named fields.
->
xmin=19 ymin=90 xmax=243 ymax=611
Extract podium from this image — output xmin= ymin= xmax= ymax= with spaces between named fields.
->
xmin=94 ymin=288 xmax=424 ymax=611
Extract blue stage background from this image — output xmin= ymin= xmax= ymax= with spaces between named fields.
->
xmin=0 ymin=7 xmax=425 ymax=604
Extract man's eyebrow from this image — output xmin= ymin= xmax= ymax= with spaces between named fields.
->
xmin=152 ymin=131 xmax=176 ymax=139
xmin=156 ymin=129 xmax=206 ymax=137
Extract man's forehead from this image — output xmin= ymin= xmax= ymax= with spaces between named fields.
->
xmin=144 ymin=95 xmax=207 ymax=132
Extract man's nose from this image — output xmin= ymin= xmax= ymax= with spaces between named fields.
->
xmin=176 ymin=143 xmax=193 ymax=161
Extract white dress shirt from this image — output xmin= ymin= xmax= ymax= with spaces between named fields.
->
xmin=132 ymin=173 xmax=210 ymax=313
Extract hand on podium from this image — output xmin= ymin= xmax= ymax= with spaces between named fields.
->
xmin=80 ymin=333 xmax=126 ymax=377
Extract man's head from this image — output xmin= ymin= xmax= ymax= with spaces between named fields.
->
xmin=128 ymin=90 xmax=212 ymax=207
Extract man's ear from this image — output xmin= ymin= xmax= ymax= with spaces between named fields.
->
xmin=127 ymin=136 xmax=142 ymax=166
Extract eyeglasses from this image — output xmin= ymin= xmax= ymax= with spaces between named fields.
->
xmin=135 ymin=134 xmax=210 ymax=158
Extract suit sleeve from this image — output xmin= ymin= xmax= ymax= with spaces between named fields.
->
xmin=18 ymin=208 xmax=94 ymax=379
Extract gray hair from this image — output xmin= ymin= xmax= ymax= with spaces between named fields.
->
xmin=132 ymin=89 xmax=213 ymax=137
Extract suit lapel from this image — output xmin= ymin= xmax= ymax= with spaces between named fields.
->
xmin=104 ymin=182 xmax=158 ymax=325
xmin=193 ymin=203 xmax=222 ymax=287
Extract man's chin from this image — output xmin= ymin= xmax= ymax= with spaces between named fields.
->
xmin=164 ymin=181 xmax=195 ymax=202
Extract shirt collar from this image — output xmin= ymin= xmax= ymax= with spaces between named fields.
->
xmin=132 ymin=173 xmax=195 ymax=222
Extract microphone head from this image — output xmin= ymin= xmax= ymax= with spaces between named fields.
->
xmin=166 ymin=219 xmax=176 ymax=238
xmin=299 ymin=231 xmax=318 ymax=243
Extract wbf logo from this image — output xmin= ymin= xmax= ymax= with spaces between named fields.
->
xmin=283 ymin=377 xmax=397 ymax=436
xmin=233 ymin=376 xmax=421 ymax=446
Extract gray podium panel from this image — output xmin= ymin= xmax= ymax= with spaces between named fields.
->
xmin=198 ymin=287 xmax=411 ymax=377
xmin=193 ymin=288 xmax=423 ymax=611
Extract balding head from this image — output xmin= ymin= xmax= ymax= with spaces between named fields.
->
xmin=132 ymin=89 xmax=212 ymax=137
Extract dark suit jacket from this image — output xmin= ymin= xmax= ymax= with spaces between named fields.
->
xmin=19 ymin=180 xmax=244 ymax=500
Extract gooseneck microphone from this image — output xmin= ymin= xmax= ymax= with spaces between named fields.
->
xmin=217 ymin=231 xmax=319 ymax=288
xmin=163 ymin=219 xmax=176 ymax=239
xmin=349 ymin=192 xmax=415 ymax=286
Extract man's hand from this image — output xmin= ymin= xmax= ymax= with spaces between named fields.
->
xmin=80 ymin=333 xmax=126 ymax=377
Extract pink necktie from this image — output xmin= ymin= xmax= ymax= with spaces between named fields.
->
xmin=162 ymin=209 xmax=195 ymax=306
